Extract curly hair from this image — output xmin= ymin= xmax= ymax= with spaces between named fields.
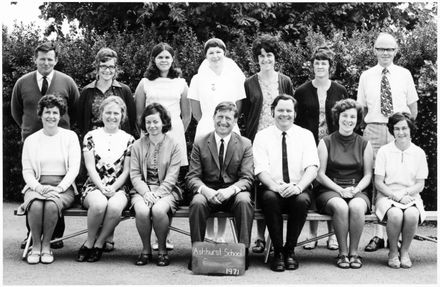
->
xmin=140 ymin=103 xmax=172 ymax=134
xmin=144 ymin=43 xmax=181 ymax=80
xmin=37 ymin=94 xmax=66 ymax=117
xmin=99 ymin=96 xmax=127 ymax=124
xmin=251 ymin=34 xmax=281 ymax=61
xmin=387 ymin=112 xmax=416 ymax=136
xmin=331 ymin=98 xmax=363 ymax=130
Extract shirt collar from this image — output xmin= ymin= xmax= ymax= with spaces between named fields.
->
xmin=214 ymin=132 xmax=232 ymax=147
xmin=36 ymin=70 xmax=54 ymax=82
xmin=274 ymin=124 xmax=296 ymax=137
xmin=83 ymin=79 xmax=122 ymax=90
xmin=390 ymin=141 xmax=415 ymax=153
xmin=375 ymin=63 xmax=395 ymax=72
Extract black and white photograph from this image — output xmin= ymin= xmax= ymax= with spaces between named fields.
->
xmin=2 ymin=1 xmax=437 ymax=285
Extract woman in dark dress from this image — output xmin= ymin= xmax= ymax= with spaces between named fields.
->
xmin=241 ymin=34 xmax=294 ymax=253
xmin=294 ymin=46 xmax=348 ymax=250
xmin=316 ymin=99 xmax=373 ymax=269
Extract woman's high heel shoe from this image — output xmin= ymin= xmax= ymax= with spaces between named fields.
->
xmin=135 ymin=253 xmax=152 ymax=266
xmin=77 ymin=245 xmax=91 ymax=262
xmin=157 ymin=253 xmax=170 ymax=266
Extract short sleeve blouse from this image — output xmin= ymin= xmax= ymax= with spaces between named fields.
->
xmin=375 ymin=141 xmax=428 ymax=190
xmin=83 ymin=128 xmax=135 ymax=187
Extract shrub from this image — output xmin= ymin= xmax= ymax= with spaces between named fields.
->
xmin=2 ymin=10 xmax=437 ymax=209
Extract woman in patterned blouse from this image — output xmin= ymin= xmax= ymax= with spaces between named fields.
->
xmin=76 ymin=96 xmax=135 ymax=263
xmin=130 ymin=103 xmax=182 ymax=266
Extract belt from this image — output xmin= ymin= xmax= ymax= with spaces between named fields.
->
xmin=367 ymin=122 xmax=387 ymax=125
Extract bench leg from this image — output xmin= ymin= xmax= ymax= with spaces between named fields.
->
xmin=169 ymin=225 xmax=217 ymax=243
xmin=296 ymin=231 xmax=334 ymax=247
xmin=50 ymin=229 xmax=88 ymax=244
xmin=22 ymin=233 xmax=32 ymax=260
xmin=229 ymin=218 xmax=238 ymax=243
xmin=264 ymin=234 xmax=271 ymax=264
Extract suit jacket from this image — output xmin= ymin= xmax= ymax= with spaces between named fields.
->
xmin=186 ymin=131 xmax=254 ymax=194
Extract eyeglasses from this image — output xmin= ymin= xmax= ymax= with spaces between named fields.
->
xmin=375 ymin=48 xmax=396 ymax=53
xmin=99 ymin=65 xmax=116 ymax=70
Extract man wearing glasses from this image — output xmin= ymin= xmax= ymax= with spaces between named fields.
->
xmin=11 ymin=41 xmax=80 ymax=250
xmin=357 ymin=32 xmax=418 ymax=252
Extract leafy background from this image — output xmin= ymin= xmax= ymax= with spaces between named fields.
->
xmin=2 ymin=2 xmax=437 ymax=210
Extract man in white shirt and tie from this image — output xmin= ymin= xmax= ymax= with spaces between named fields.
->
xmin=357 ymin=32 xmax=418 ymax=252
xmin=253 ymin=94 xmax=319 ymax=272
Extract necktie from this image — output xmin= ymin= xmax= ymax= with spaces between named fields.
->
xmin=219 ymin=139 xmax=225 ymax=174
xmin=380 ymin=68 xmax=393 ymax=116
xmin=41 ymin=76 xmax=48 ymax=95
xmin=282 ymin=132 xmax=289 ymax=183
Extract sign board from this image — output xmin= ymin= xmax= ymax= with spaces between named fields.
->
xmin=191 ymin=242 xmax=246 ymax=276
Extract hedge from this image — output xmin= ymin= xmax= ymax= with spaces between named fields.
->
xmin=2 ymin=16 xmax=436 ymax=210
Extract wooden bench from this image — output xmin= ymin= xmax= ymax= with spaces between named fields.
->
xmin=15 ymin=206 xmax=437 ymax=261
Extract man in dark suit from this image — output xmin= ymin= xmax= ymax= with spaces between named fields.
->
xmin=186 ymin=101 xmax=254 ymax=269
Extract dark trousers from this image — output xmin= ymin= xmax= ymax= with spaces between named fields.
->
xmin=262 ymin=188 xmax=312 ymax=253
xmin=189 ymin=192 xmax=254 ymax=247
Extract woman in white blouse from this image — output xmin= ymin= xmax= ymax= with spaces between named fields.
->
xmin=188 ymin=38 xmax=246 ymax=242
xmin=374 ymin=112 xmax=428 ymax=269
xmin=19 ymin=94 xmax=81 ymax=264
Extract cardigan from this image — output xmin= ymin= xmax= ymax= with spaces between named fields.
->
xmin=294 ymin=81 xmax=348 ymax=144
xmin=77 ymin=80 xmax=137 ymax=140
xmin=11 ymin=70 xmax=79 ymax=140
xmin=21 ymin=127 xmax=81 ymax=194
xmin=242 ymin=73 xmax=294 ymax=142
xmin=130 ymin=134 xmax=183 ymax=201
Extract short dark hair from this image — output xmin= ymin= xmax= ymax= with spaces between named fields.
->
xmin=203 ymin=38 xmax=226 ymax=56
xmin=144 ymin=42 xmax=181 ymax=80
xmin=213 ymin=101 xmax=238 ymax=119
xmin=251 ymin=34 xmax=281 ymax=61
xmin=271 ymin=94 xmax=297 ymax=115
xmin=311 ymin=45 xmax=335 ymax=69
xmin=331 ymin=98 xmax=363 ymax=130
xmin=37 ymin=94 xmax=66 ymax=117
xmin=140 ymin=103 xmax=172 ymax=133
xmin=387 ymin=112 xmax=416 ymax=136
xmin=34 ymin=42 xmax=59 ymax=58
xmin=99 ymin=96 xmax=127 ymax=124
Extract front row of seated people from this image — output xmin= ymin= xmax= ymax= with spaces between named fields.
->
xmin=19 ymin=94 xmax=428 ymax=271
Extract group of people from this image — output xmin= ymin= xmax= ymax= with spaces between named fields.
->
xmin=12 ymin=32 xmax=428 ymax=272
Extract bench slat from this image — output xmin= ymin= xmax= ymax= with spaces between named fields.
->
xmin=14 ymin=207 xmax=437 ymax=222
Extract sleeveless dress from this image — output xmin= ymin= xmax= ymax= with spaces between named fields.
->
xmin=140 ymin=77 xmax=188 ymax=166
xmin=316 ymin=131 xmax=371 ymax=213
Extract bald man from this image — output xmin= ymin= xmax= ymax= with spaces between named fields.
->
xmin=357 ymin=32 xmax=418 ymax=252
